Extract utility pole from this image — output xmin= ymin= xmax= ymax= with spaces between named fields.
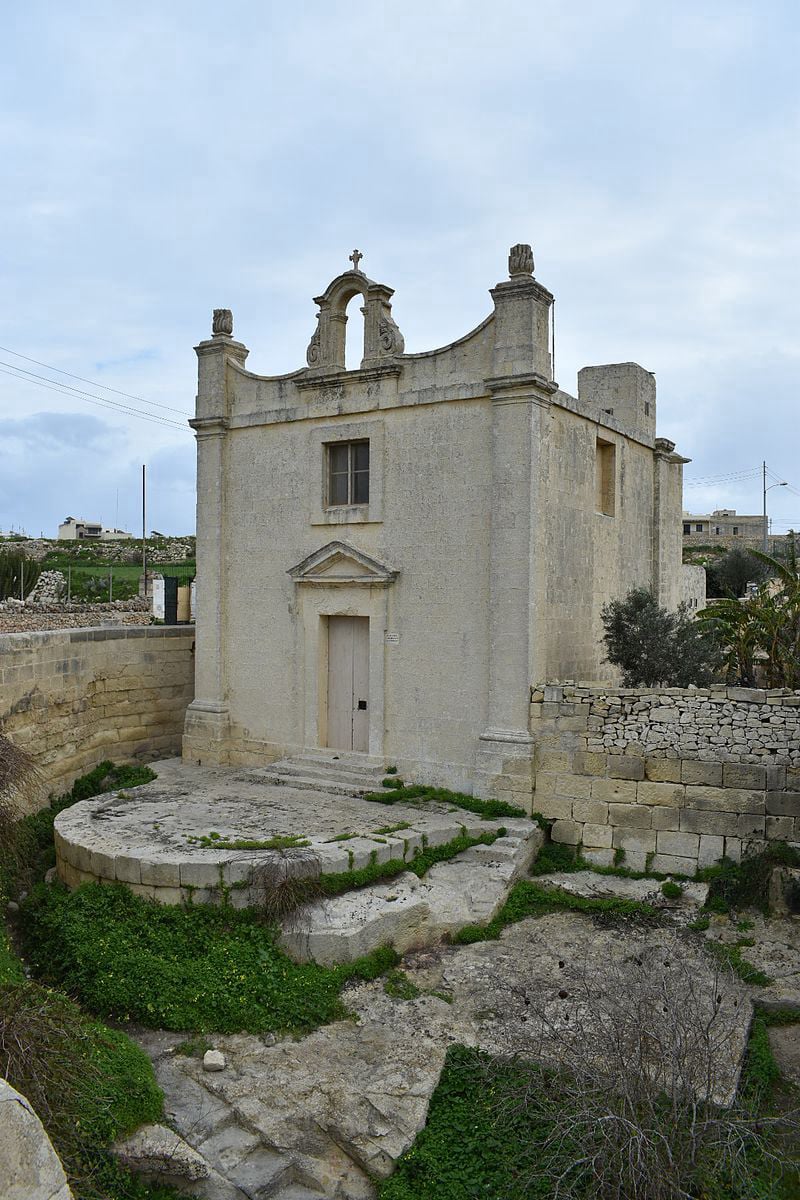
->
xmin=141 ymin=465 xmax=147 ymax=601
xmin=763 ymin=460 xmax=787 ymax=554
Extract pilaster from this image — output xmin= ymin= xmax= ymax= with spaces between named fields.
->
xmin=474 ymin=246 xmax=557 ymax=802
xmin=653 ymin=437 xmax=690 ymax=612
xmin=184 ymin=312 xmax=247 ymax=762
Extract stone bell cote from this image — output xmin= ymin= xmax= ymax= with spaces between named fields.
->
xmin=305 ymin=250 xmax=405 ymax=372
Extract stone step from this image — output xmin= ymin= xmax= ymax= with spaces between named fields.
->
xmin=279 ymin=824 xmax=545 ymax=964
xmin=271 ymin=1188 xmax=328 ymax=1200
xmin=198 ymin=1124 xmax=294 ymax=1198
xmin=254 ymin=770 xmax=375 ymax=798
xmin=535 ymin=869 xmax=709 ymax=911
xmin=270 ymin=759 xmax=386 ymax=788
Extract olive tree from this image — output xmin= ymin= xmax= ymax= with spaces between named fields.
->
xmin=601 ymin=588 xmax=720 ymax=687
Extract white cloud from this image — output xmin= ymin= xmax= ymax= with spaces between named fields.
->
xmin=0 ymin=0 xmax=797 ymax=533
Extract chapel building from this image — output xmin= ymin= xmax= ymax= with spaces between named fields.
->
xmin=184 ymin=245 xmax=687 ymax=798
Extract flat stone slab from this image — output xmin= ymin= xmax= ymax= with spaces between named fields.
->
xmin=537 ymin=869 xmax=709 ymax=915
xmin=278 ymin=831 xmax=542 ymax=964
xmin=703 ymin=911 xmax=800 ymax=1009
xmin=54 ymin=758 xmax=535 ymax=907
xmin=143 ymin=912 xmax=754 ymax=1200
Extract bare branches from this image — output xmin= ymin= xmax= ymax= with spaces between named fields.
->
xmin=479 ymin=936 xmax=798 ymax=1199
xmin=0 ymin=733 xmax=42 ymax=818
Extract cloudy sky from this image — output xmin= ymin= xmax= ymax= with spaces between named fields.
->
xmin=1 ymin=1 xmax=798 ymax=537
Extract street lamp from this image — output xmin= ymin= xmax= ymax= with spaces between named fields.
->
xmin=762 ymin=460 xmax=787 ymax=554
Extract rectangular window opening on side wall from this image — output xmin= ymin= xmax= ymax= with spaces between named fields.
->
xmin=327 ymin=439 xmax=369 ymax=507
xmin=595 ymin=437 xmax=616 ymax=517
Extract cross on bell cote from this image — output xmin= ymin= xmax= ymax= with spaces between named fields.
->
xmin=306 ymin=255 xmax=405 ymax=370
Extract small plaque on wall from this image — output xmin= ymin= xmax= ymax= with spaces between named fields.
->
xmin=384 ymin=632 xmax=400 ymax=644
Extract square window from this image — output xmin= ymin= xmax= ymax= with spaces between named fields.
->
xmin=683 ymin=523 xmax=691 ymax=535
xmin=327 ymin=440 xmax=369 ymax=507
xmin=695 ymin=523 xmax=704 ymax=532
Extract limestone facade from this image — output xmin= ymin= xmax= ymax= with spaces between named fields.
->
xmin=0 ymin=625 xmax=195 ymax=807
xmin=185 ymin=245 xmax=687 ymax=796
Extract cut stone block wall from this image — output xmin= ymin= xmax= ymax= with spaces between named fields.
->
xmin=0 ymin=626 xmax=195 ymax=810
xmin=531 ymin=685 xmax=800 ymax=873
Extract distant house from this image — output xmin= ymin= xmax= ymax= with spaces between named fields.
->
xmin=682 ymin=509 xmax=786 ymax=555
xmin=57 ymin=517 xmax=132 ymax=541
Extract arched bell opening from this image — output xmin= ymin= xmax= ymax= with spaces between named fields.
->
xmin=306 ymin=263 xmax=405 ymax=372
xmin=344 ymin=292 xmax=367 ymax=372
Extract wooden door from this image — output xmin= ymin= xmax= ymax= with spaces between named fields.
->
xmin=327 ymin=616 xmax=370 ymax=752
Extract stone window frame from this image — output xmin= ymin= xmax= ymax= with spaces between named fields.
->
xmin=327 ymin=439 xmax=370 ymax=507
xmin=309 ymin=418 xmax=384 ymax=527
xmin=595 ymin=436 xmax=616 ymax=517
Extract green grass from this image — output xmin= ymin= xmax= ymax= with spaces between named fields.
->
xmin=363 ymin=782 xmax=526 ymax=820
xmin=379 ymin=1045 xmax=558 ymax=1199
xmin=384 ymin=969 xmax=422 ymax=1001
xmin=0 ymin=761 xmax=192 ymax=1199
xmin=20 ymin=880 xmax=398 ymax=1034
xmin=530 ymin=839 xmax=693 ymax=882
xmin=0 ymin=980 xmax=175 ymax=1200
xmin=38 ymin=554 xmax=195 ymax=602
xmin=707 ymin=937 xmax=774 ymax=987
xmin=380 ymin=1025 xmax=800 ymax=1200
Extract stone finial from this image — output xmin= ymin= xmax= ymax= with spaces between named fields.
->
xmin=508 ymin=244 xmax=534 ymax=277
xmin=349 ymin=249 xmax=364 ymax=273
xmin=212 ymin=309 xmax=233 ymax=337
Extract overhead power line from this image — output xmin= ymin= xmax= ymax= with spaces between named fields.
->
xmin=0 ymin=344 xmax=191 ymax=416
xmin=684 ymin=469 xmax=760 ymax=488
xmin=0 ymin=364 xmax=190 ymax=432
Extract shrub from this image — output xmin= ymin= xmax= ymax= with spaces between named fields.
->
xmin=601 ymin=587 xmax=720 ymax=686
xmin=383 ymin=952 xmax=800 ymax=1199
xmin=0 ymin=547 xmax=41 ymax=600
xmin=698 ymin=842 xmax=800 ymax=915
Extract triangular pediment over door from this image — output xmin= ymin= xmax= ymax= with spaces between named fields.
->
xmin=287 ymin=541 xmax=399 ymax=587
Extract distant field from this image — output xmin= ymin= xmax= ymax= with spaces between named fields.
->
xmin=40 ymin=557 xmax=195 ymax=601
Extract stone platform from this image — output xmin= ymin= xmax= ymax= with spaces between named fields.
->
xmin=54 ymin=759 xmax=540 ymax=949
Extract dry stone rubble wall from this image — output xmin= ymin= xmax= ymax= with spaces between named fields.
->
xmin=531 ymin=685 xmax=800 ymax=875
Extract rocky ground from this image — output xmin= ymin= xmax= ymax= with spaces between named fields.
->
xmin=119 ymin=905 xmax=765 ymax=1200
